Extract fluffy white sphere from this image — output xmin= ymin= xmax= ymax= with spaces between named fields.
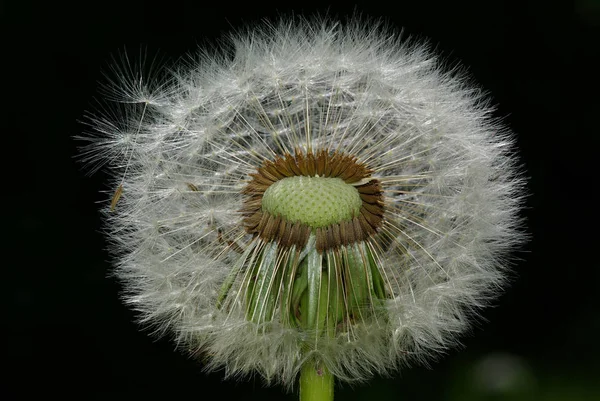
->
xmin=80 ymin=18 xmax=525 ymax=387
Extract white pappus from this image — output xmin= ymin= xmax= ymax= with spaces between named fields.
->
xmin=78 ymin=17 xmax=526 ymax=389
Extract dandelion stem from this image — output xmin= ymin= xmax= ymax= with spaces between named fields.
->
xmin=300 ymin=362 xmax=334 ymax=401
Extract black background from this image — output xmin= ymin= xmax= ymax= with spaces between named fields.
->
xmin=4 ymin=1 xmax=597 ymax=400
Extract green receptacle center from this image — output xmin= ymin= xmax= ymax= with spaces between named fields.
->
xmin=261 ymin=176 xmax=362 ymax=228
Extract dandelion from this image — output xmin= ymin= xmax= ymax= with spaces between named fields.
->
xmin=78 ymin=17 xmax=525 ymax=401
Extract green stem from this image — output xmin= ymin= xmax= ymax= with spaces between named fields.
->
xmin=300 ymin=362 xmax=334 ymax=401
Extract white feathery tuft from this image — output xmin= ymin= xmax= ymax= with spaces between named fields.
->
xmin=79 ymin=17 xmax=526 ymax=387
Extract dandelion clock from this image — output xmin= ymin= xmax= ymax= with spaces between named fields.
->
xmin=78 ymin=17 xmax=526 ymax=401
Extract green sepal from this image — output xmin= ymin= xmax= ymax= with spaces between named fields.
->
xmin=344 ymin=246 xmax=369 ymax=316
xmin=290 ymin=249 xmax=308 ymax=326
xmin=306 ymin=245 xmax=322 ymax=329
xmin=216 ymin=243 xmax=257 ymax=309
xmin=246 ymin=242 xmax=279 ymax=324
xmin=365 ymin=244 xmax=386 ymax=299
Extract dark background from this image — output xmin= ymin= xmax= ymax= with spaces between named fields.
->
xmin=4 ymin=1 xmax=597 ymax=400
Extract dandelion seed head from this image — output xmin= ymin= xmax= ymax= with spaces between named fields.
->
xmin=80 ymin=16 xmax=526 ymax=388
